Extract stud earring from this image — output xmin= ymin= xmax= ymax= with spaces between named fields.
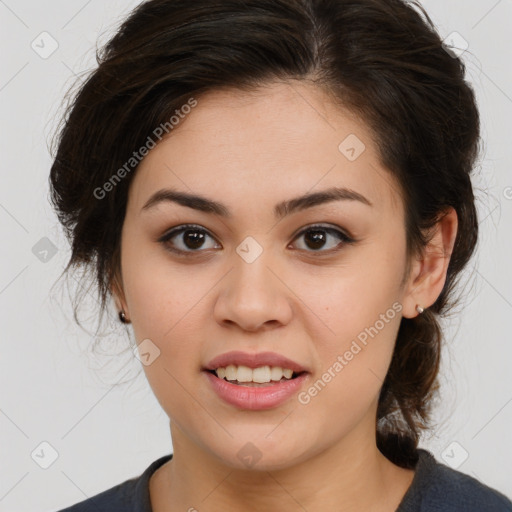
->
xmin=416 ymin=305 xmax=425 ymax=314
xmin=119 ymin=310 xmax=130 ymax=323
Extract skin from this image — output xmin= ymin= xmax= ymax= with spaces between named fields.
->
xmin=112 ymin=80 xmax=458 ymax=511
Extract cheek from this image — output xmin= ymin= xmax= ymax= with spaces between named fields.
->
xmin=120 ymin=239 xmax=221 ymax=415
xmin=296 ymin=289 xmax=402 ymax=439
xmin=121 ymin=229 xmax=218 ymax=341
xmin=292 ymin=237 xmax=405 ymax=418
xmin=291 ymin=235 xmax=405 ymax=349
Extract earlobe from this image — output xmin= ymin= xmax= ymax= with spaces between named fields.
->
xmin=401 ymin=208 xmax=458 ymax=318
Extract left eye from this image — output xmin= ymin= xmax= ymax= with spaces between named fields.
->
xmin=290 ymin=225 xmax=354 ymax=252
xmin=159 ymin=224 xmax=354 ymax=254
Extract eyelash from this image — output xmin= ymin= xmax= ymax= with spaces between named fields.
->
xmin=157 ymin=223 xmax=356 ymax=257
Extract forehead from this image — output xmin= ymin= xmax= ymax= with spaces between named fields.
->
xmin=128 ymin=81 xmax=404 ymax=219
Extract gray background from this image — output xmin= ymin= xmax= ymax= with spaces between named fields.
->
xmin=1 ymin=1 xmax=511 ymax=510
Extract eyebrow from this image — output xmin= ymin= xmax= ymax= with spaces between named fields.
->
xmin=141 ymin=186 xmax=373 ymax=219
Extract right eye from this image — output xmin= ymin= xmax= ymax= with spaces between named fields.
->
xmin=158 ymin=224 xmax=222 ymax=254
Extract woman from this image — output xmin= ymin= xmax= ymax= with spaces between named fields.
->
xmin=50 ymin=0 xmax=512 ymax=510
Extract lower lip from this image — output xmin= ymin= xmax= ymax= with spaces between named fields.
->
xmin=204 ymin=371 xmax=309 ymax=410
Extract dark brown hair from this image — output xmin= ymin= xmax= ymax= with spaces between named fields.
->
xmin=49 ymin=0 xmax=480 ymax=467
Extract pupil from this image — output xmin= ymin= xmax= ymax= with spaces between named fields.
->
xmin=305 ymin=229 xmax=326 ymax=250
xmin=184 ymin=230 xmax=205 ymax=249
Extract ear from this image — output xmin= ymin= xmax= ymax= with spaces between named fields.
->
xmin=110 ymin=268 xmax=129 ymax=316
xmin=402 ymin=207 xmax=458 ymax=319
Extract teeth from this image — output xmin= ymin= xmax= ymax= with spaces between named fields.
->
xmin=252 ymin=366 xmax=271 ymax=383
xmin=270 ymin=366 xmax=283 ymax=381
xmin=236 ymin=365 xmax=253 ymax=382
xmin=225 ymin=364 xmax=237 ymax=381
xmin=214 ymin=365 xmax=297 ymax=383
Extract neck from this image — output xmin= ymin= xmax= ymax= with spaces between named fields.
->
xmin=150 ymin=420 xmax=415 ymax=512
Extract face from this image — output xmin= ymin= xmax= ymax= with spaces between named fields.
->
xmin=116 ymin=81 xmax=414 ymax=471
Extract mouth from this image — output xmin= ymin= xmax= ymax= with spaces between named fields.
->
xmin=202 ymin=351 xmax=310 ymax=410
xmin=204 ymin=369 xmax=309 ymax=410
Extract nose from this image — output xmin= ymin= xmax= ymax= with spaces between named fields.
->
xmin=213 ymin=248 xmax=293 ymax=332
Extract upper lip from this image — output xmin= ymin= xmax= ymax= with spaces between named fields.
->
xmin=204 ymin=351 xmax=308 ymax=373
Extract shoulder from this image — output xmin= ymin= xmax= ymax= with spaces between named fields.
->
xmin=55 ymin=480 xmax=135 ymax=512
xmin=55 ymin=454 xmax=173 ymax=512
xmin=398 ymin=449 xmax=512 ymax=512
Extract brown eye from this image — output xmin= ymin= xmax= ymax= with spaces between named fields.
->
xmin=159 ymin=225 xmax=220 ymax=254
xmin=181 ymin=229 xmax=207 ymax=249
xmin=290 ymin=225 xmax=354 ymax=253
xmin=303 ymin=229 xmax=328 ymax=250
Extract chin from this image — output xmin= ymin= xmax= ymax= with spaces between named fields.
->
xmin=203 ymin=427 xmax=314 ymax=472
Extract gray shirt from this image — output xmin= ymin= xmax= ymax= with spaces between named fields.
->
xmin=57 ymin=449 xmax=512 ymax=511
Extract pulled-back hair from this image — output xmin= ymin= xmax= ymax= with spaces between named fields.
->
xmin=49 ymin=0 xmax=480 ymax=467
